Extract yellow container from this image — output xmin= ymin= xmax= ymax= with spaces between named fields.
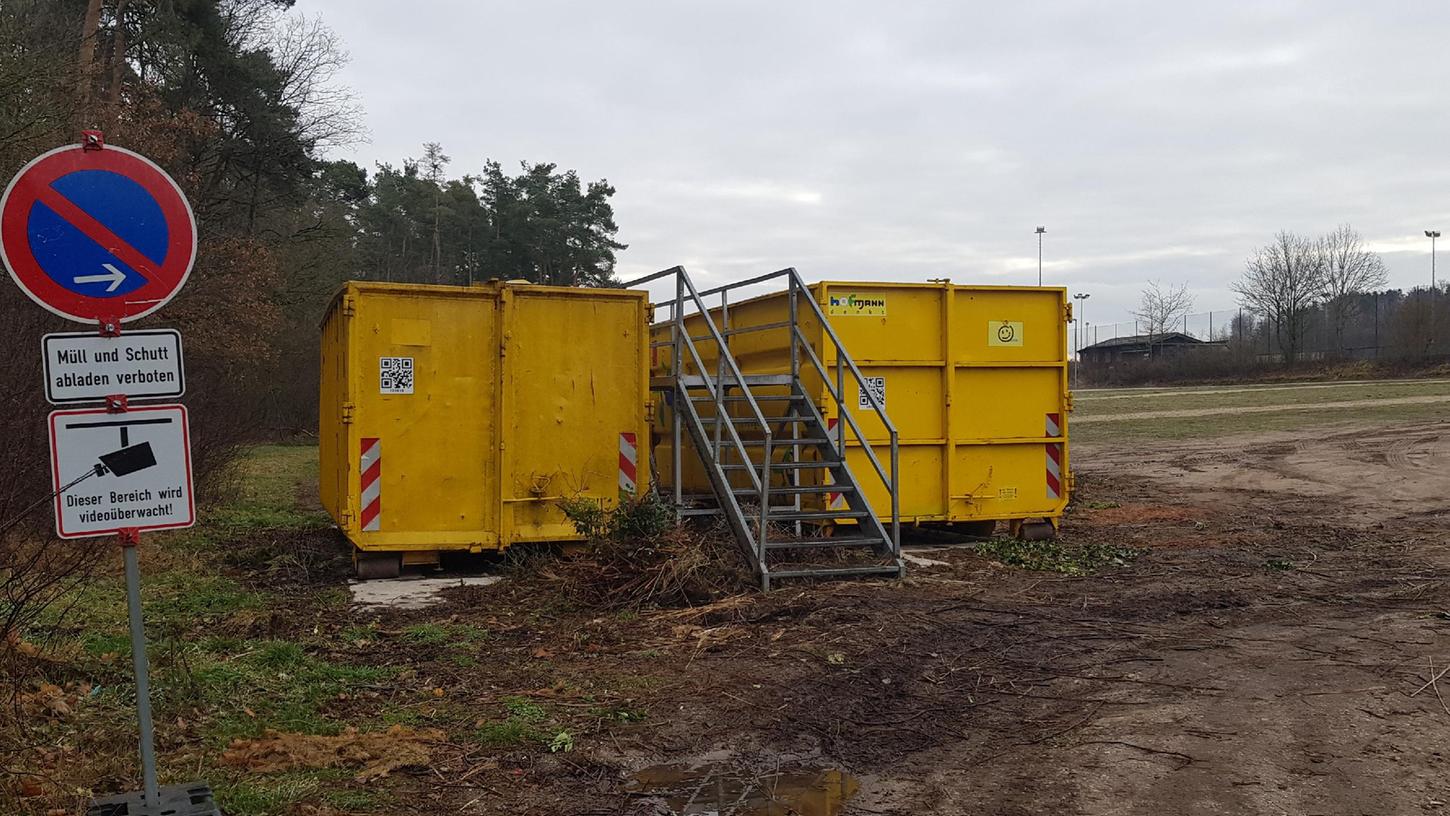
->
xmin=320 ymin=281 xmax=652 ymax=566
xmin=653 ymin=280 xmax=1071 ymax=532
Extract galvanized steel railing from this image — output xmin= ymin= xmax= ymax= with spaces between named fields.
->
xmin=691 ymin=267 xmax=901 ymax=556
xmin=624 ymin=266 xmax=774 ymax=565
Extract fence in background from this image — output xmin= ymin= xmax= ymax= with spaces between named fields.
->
xmin=1076 ymin=287 xmax=1450 ymax=363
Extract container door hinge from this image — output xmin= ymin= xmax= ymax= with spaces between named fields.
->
xmin=343 ymin=295 xmax=356 ymax=317
xmin=341 ymin=510 xmax=354 ymax=526
xmin=1065 ymin=302 xmax=1074 ymax=323
xmin=1065 ymin=391 xmax=1075 ymax=412
xmin=341 ymin=403 xmax=355 ymax=424
xmin=1066 ymin=470 xmax=1076 ymax=495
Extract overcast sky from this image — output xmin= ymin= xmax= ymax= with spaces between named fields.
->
xmin=306 ymin=0 xmax=1450 ymax=332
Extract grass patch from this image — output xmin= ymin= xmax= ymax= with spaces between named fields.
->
xmin=471 ymin=696 xmax=552 ymax=748
xmin=592 ymin=704 xmax=647 ymax=723
xmin=208 ymin=444 xmax=330 ymax=531
xmin=401 ymin=622 xmax=490 ymax=647
xmin=974 ymin=538 xmax=1141 ymax=575
xmin=147 ymin=573 xmax=266 ymax=624
xmin=473 ymin=717 xmax=543 ymax=748
xmin=1074 ymin=399 xmax=1450 ymax=443
xmin=212 ymin=772 xmax=326 ymax=816
xmin=179 ymin=641 xmax=396 ymax=744
xmin=322 ymin=787 xmax=386 ymax=811
xmin=1075 ymin=378 xmax=1450 ymax=415
xmin=400 ymin=623 xmax=451 ymax=645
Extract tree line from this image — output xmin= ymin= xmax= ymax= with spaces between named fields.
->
xmin=1127 ymin=225 xmax=1432 ymax=365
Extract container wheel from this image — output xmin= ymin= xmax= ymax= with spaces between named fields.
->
xmin=355 ymin=550 xmax=402 ymax=580
xmin=1016 ymin=521 xmax=1057 ymax=541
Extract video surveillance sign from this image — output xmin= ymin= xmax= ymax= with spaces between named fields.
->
xmin=48 ymin=404 xmax=195 ymax=538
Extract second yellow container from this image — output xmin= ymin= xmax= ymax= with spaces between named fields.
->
xmin=653 ymin=280 xmax=1071 ymax=533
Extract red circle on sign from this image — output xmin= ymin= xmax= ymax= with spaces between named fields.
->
xmin=0 ymin=143 xmax=196 ymax=324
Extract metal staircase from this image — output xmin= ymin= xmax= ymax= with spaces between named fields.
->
xmin=623 ymin=266 xmax=903 ymax=591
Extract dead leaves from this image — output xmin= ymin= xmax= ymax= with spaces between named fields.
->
xmin=221 ymin=725 xmax=445 ymax=782
xmin=19 ymin=682 xmax=91 ymax=720
xmin=669 ymin=624 xmax=745 ymax=652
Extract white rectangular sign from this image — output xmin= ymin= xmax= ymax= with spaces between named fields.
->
xmin=379 ymin=356 xmax=414 ymax=394
xmin=49 ymin=404 xmax=195 ymax=539
xmin=42 ymin=330 xmax=185 ymax=405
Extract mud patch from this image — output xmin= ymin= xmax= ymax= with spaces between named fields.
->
xmin=627 ymin=762 xmax=859 ymax=815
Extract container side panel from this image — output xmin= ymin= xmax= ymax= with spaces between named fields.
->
xmin=507 ymin=291 xmax=649 ymax=541
xmin=956 ymin=443 xmax=1066 ymax=518
xmin=948 ymin=287 xmax=1070 ymax=522
xmin=847 ymin=445 xmax=944 ymax=521
xmin=952 ymin=288 xmax=1068 ymax=363
xmin=318 ymin=294 xmax=350 ymax=527
xmin=820 ymin=283 xmax=943 ymax=365
xmin=951 ymin=368 xmax=1062 ymax=440
xmin=351 ymin=290 xmax=498 ymax=546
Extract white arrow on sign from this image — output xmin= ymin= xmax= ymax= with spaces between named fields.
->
xmin=73 ymin=263 xmax=127 ymax=292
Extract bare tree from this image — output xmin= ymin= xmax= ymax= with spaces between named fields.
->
xmin=1133 ymin=281 xmax=1194 ymax=356
xmin=1234 ymin=231 xmax=1327 ymax=364
xmin=421 ymin=142 xmax=450 ymax=283
xmin=1320 ymin=224 xmax=1388 ymax=353
xmin=267 ymin=12 xmax=366 ymax=151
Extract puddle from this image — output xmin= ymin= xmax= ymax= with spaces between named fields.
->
xmin=627 ymin=762 xmax=858 ymax=815
xmin=349 ymin=575 xmax=503 ymax=610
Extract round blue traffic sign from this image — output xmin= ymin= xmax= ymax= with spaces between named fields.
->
xmin=1 ymin=142 xmax=196 ymax=323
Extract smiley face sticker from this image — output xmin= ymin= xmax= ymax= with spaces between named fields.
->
xmin=988 ymin=320 xmax=1024 ymax=347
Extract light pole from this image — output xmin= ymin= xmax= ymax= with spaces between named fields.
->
xmin=1072 ymin=292 xmax=1090 ymax=389
xmin=1035 ymin=226 xmax=1047 ymax=286
xmin=1427 ymin=230 xmax=1440 ymax=290
xmin=1430 ymin=230 xmax=1442 ymax=351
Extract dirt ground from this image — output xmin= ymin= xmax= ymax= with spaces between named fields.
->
xmin=311 ymin=416 xmax=1450 ymax=815
xmin=17 ymin=410 xmax=1450 ymax=815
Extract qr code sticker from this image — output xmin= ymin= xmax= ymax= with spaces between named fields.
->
xmin=379 ymin=357 xmax=414 ymax=395
xmin=859 ymin=376 xmax=885 ymax=409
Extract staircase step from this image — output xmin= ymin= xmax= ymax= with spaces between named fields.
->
xmin=734 ymin=437 xmax=833 ymax=447
xmin=720 ymin=461 xmax=839 ymax=471
xmin=765 ymin=564 xmax=905 ymax=580
xmin=689 ymin=394 xmax=804 ymax=403
xmin=695 ymin=415 xmax=809 ymax=425
xmin=679 ymin=374 xmax=792 ymax=388
xmin=767 ymin=509 xmax=870 ymax=520
xmin=734 ymin=484 xmax=854 ymax=496
xmin=764 ymin=534 xmax=884 ymax=550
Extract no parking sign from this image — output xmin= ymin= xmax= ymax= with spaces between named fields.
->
xmin=0 ymin=140 xmax=196 ymax=323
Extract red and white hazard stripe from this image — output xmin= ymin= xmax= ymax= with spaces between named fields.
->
xmin=1045 ymin=413 xmax=1063 ymax=501
xmin=360 ymin=437 xmax=381 ymax=531
xmin=618 ymin=432 xmax=638 ymax=496
xmin=824 ymin=418 xmax=846 ymax=511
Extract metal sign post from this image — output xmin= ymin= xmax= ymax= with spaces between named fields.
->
xmin=120 ymin=529 xmax=160 ymax=805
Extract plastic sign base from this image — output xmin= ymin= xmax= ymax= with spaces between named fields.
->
xmin=86 ymin=781 xmax=220 ymax=816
